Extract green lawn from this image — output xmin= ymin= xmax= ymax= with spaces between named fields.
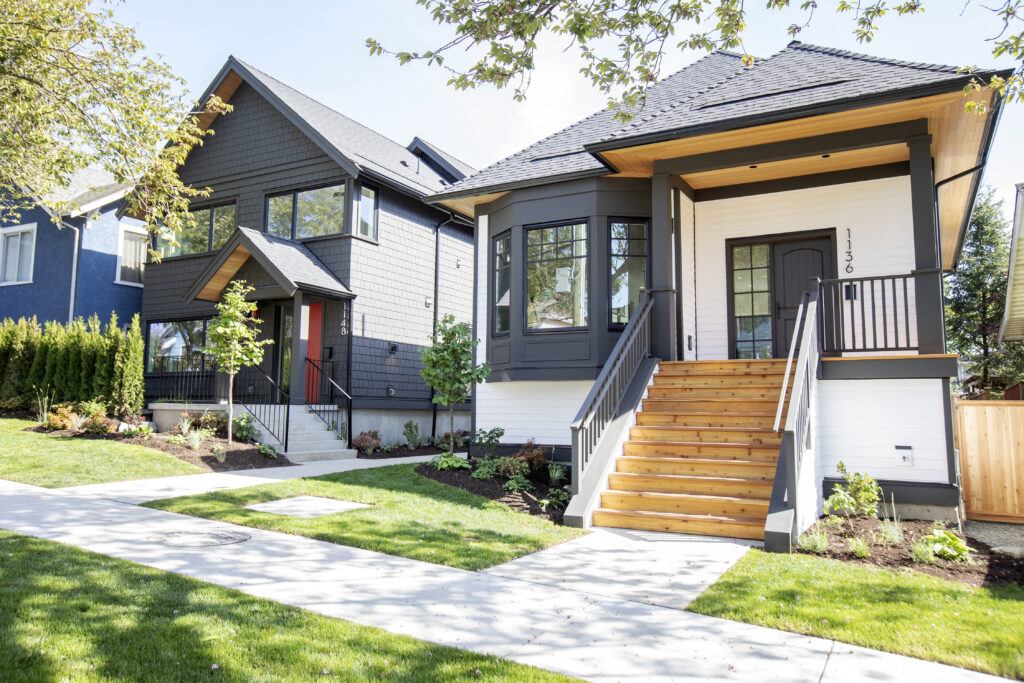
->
xmin=0 ymin=530 xmax=573 ymax=682
xmin=0 ymin=417 xmax=201 ymax=488
xmin=144 ymin=463 xmax=583 ymax=571
xmin=688 ymin=549 xmax=1024 ymax=680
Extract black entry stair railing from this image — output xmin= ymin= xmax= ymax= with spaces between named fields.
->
xmin=234 ymin=365 xmax=290 ymax=453
xmin=305 ymin=358 xmax=352 ymax=446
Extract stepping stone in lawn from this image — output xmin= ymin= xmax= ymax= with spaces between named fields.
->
xmin=244 ymin=496 xmax=370 ymax=518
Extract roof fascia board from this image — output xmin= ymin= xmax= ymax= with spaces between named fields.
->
xmin=68 ymin=188 xmax=130 ymax=217
xmin=652 ymin=119 xmax=927 ymax=175
xmin=183 ymin=229 xmax=299 ymax=302
xmin=408 ymin=137 xmax=466 ymax=181
xmin=427 ymin=168 xmax=610 ymax=204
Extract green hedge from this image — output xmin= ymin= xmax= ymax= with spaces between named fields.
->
xmin=0 ymin=313 xmax=144 ymax=417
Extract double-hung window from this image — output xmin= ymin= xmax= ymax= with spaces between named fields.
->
xmin=267 ymin=182 xmax=347 ymax=239
xmin=117 ymin=225 xmax=148 ymax=286
xmin=0 ymin=224 xmax=36 ymax=285
xmin=492 ymin=231 xmax=511 ymax=335
xmin=156 ymin=203 xmax=236 ymax=257
xmin=525 ymin=222 xmax=588 ymax=330
xmin=609 ymin=220 xmax=649 ymax=325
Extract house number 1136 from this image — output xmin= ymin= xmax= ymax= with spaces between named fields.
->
xmin=844 ymin=228 xmax=854 ymax=273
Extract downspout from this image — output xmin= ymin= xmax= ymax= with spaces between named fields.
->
xmin=431 ymin=209 xmax=458 ymax=439
xmin=65 ymin=218 xmax=84 ymax=323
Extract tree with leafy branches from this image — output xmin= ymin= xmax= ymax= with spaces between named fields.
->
xmin=946 ymin=187 xmax=1024 ymax=395
xmin=0 ymin=0 xmax=231 ymax=250
xmin=203 ymin=281 xmax=273 ymax=443
xmin=368 ymin=1 xmax=1021 ymax=120
xmin=420 ymin=314 xmax=490 ymax=454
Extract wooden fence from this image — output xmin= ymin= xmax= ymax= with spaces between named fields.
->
xmin=956 ymin=400 xmax=1024 ymax=523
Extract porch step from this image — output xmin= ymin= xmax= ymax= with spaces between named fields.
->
xmin=635 ymin=412 xmax=775 ymax=428
xmin=628 ymin=425 xmax=782 ymax=446
xmin=286 ymin=448 xmax=357 ymax=463
xmin=622 ymin=441 xmax=779 ymax=461
xmin=657 ymin=359 xmax=789 ymax=375
xmin=651 ymin=374 xmax=787 ymax=387
xmin=616 ymin=456 xmax=775 ymax=479
xmin=591 ymin=508 xmax=765 ymax=541
xmin=607 ymin=472 xmax=773 ymax=498
xmin=641 ymin=398 xmax=784 ymax=414
xmin=647 ymin=385 xmax=790 ymax=400
xmin=601 ymin=490 xmax=769 ymax=518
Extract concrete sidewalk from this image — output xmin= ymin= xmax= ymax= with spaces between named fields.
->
xmin=60 ymin=454 xmax=435 ymax=504
xmin=0 ymin=479 xmax=998 ymax=682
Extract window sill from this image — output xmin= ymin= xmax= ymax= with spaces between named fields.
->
xmin=0 ymin=280 xmax=32 ymax=287
xmin=335 ymin=233 xmax=379 ymax=246
xmin=114 ymin=280 xmax=144 ymax=289
xmin=523 ymin=327 xmax=590 ymax=335
xmin=150 ymin=251 xmax=216 ymax=264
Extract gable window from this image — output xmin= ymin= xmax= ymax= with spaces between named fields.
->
xmin=357 ymin=184 xmax=378 ymax=240
xmin=0 ymin=224 xmax=36 ymax=285
xmin=267 ymin=182 xmax=346 ymax=240
xmin=492 ymin=231 xmax=511 ymax=335
xmin=156 ymin=203 xmax=236 ymax=257
xmin=526 ymin=222 xmax=588 ymax=330
xmin=609 ymin=219 xmax=649 ymax=325
xmin=146 ymin=320 xmax=208 ymax=372
xmin=117 ymin=225 xmax=148 ymax=286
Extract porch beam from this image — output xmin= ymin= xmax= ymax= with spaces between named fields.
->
xmin=650 ymin=173 xmax=678 ymax=360
xmin=652 ymin=119 xmax=928 ymax=176
xmin=907 ymin=134 xmax=946 ymax=354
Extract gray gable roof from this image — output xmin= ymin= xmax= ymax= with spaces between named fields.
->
xmin=430 ymin=41 xmax=997 ymax=202
xmin=38 ymin=167 xmax=132 ymax=216
xmin=213 ymin=58 xmax=474 ymax=199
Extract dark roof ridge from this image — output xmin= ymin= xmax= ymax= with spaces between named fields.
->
xmin=408 ymin=136 xmax=476 ymax=174
xmin=786 ymin=40 xmax=960 ymax=74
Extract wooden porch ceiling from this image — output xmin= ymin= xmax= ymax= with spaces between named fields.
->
xmin=196 ymin=244 xmax=250 ymax=302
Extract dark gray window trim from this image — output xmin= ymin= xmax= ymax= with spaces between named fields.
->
xmin=143 ymin=317 xmax=213 ymax=374
xmin=607 ymin=216 xmax=651 ymax=330
xmin=491 ymin=230 xmax=512 ymax=337
xmin=152 ymin=199 xmax=237 ymax=258
xmin=356 ymin=182 xmax=380 ymax=242
xmin=263 ymin=180 xmax=349 ymax=240
xmin=522 ymin=217 xmax=591 ymax=335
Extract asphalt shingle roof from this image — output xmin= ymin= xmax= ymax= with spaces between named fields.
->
xmin=237 ymin=226 xmax=352 ymax=297
xmin=233 ymin=59 xmax=474 ymax=198
xmin=430 ymin=41 xmax=983 ymax=201
xmin=39 ymin=167 xmax=131 ymax=214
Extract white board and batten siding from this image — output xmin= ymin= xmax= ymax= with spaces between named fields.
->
xmin=693 ymin=176 xmax=917 ymax=360
xmin=474 ymin=215 xmax=594 ymax=445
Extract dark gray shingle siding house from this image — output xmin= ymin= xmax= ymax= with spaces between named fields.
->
xmin=142 ymin=57 xmax=475 ymax=451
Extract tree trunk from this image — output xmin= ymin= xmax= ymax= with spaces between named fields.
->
xmin=449 ymin=405 xmax=455 ymax=454
xmin=227 ymin=372 xmax=234 ymax=445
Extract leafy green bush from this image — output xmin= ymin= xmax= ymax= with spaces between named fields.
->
xmin=540 ymin=485 xmax=571 ymax=510
xmin=76 ymin=399 xmax=107 ymax=419
xmin=497 ymin=455 xmax=530 ymax=478
xmin=121 ymin=425 xmax=154 ymax=439
xmin=167 ymin=434 xmax=186 ymax=445
xmin=547 ymin=462 xmax=567 ymax=485
xmin=798 ymin=527 xmax=828 ymax=554
xmin=911 ymin=539 xmax=937 ymax=564
xmin=177 ymin=414 xmax=193 ymax=435
xmin=184 ymin=427 xmax=213 ymax=449
xmin=823 ymin=461 xmax=881 ymax=517
xmin=258 ymin=443 xmax=277 ymax=459
xmin=472 ymin=427 xmax=505 ymax=458
xmin=231 ymin=413 xmax=260 ymax=442
xmin=403 ymin=420 xmax=421 ymax=449
xmin=471 ymin=458 xmax=499 ymax=481
xmin=430 ymin=453 xmax=471 ymax=471
xmin=353 ymin=430 xmax=381 ymax=454
xmin=211 ymin=444 xmax=227 ymax=464
xmin=44 ymin=405 xmax=76 ymax=430
xmin=848 ymin=536 xmax=870 ymax=558
xmin=515 ymin=439 xmax=548 ymax=470
xmin=503 ymin=474 xmax=533 ymax=494
xmin=921 ymin=527 xmax=975 ymax=563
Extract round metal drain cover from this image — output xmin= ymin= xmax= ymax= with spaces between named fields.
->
xmin=149 ymin=530 xmax=251 ymax=547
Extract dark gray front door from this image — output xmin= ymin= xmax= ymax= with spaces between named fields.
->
xmin=772 ymin=237 xmax=834 ymax=356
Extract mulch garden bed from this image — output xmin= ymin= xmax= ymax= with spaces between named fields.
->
xmin=415 ymin=462 xmax=567 ymax=524
xmin=358 ymin=445 xmax=446 ymax=459
xmin=24 ymin=425 xmax=292 ymax=473
xmin=797 ymin=514 xmax=1024 ymax=587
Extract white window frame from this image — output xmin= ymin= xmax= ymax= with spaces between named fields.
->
xmin=0 ymin=223 xmax=37 ymax=286
xmin=115 ymin=223 xmax=148 ymax=288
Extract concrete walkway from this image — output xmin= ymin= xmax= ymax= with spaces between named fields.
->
xmin=60 ymin=454 xmax=435 ymax=504
xmin=0 ymin=479 xmax=999 ymax=682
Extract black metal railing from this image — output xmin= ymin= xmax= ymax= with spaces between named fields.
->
xmin=570 ymin=291 xmax=654 ymax=493
xmin=234 ymin=365 xmax=290 ymax=452
xmin=144 ymin=354 xmax=217 ymax=403
xmin=819 ymin=273 xmax=917 ymax=353
xmin=305 ymin=358 xmax=352 ymax=445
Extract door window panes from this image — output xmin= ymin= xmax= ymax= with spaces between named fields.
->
xmin=733 ymin=243 xmax=772 ymax=359
xmin=609 ymin=220 xmax=648 ymax=325
xmin=526 ymin=222 xmax=588 ymax=329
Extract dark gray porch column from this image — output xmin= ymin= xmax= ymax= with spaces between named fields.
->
xmin=650 ymin=173 xmax=678 ymax=361
xmin=907 ymin=135 xmax=946 ymax=355
xmin=289 ymin=291 xmax=310 ymax=404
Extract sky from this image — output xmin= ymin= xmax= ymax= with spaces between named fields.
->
xmin=113 ymin=0 xmax=1022 ymax=214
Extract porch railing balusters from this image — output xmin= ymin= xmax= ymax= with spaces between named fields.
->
xmin=819 ymin=272 xmax=918 ymax=354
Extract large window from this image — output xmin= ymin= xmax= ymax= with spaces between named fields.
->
xmin=117 ymin=225 xmax=148 ymax=286
xmin=492 ymin=231 xmax=511 ymax=335
xmin=609 ymin=220 xmax=648 ymax=325
xmin=526 ymin=222 xmax=588 ymax=330
xmin=156 ymin=203 xmax=236 ymax=257
xmin=732 ymin=243 xmax=773 ymax=359
xmin=146 ymin=320 xmax=208 ymax=372
xmin=267 ymin=182 xmax=347 ymax=239
xmin=357 ymin=184 xmax=378 ymax=240
xmin=0 ymin=224 xmax=35 ymax=285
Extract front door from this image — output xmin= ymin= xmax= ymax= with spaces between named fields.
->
xmin=728 ymin=231 xmax=835 ymax=359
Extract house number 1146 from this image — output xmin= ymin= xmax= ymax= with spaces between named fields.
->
xmin=844 ymin=228 xmax=854 ymax=273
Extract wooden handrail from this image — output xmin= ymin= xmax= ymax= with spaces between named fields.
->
xmin=774 ymin=291 xmax=807 ymax=432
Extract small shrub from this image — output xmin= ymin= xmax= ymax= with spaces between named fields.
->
xmin=497 ymin=455 xmax=530 ymax=478
xmin=44 ymin=406 xmax=77 ymax=430
xmin=167 ymin=434 xmax=186 ymax=445
xmin=430 ymin=453 xmax=471 ymax=470
xmin=122 ymin=425 xmax=154 ymax=439
xmin=848 ymin=536 xmax=870 ymax=558
xmin=258 ymin=442 xmax=277 ymax=459
xmin=438 ymin=431 xmax=466 ymax=452
xmin=823 ymin=461 xmax=881 ymax=517
xmin=471 ymin=427 xmax=505 ymax=458
xmin=353 ymin=430 xmax=382 ymax=454
xmin=177 ymin=414 xmax=193 ymax=436
xmin=196 ymin=411 xmax=229 ymax=436
xmin=540 ymin=485 xmax=571 ymax=510
xmin=71 ymin=413 xmax=89 ymax=432
xmin=471 ymin=458 xmax=499 ymax=481
xmin=547 ymin=462 xmax=568 ymax=485
xmin=921 ymin=527 xmax=975 ymax=563
xmin=821 ymin=514 xmax=844 ymax=531
xmin=32 ymin=385 xmax=54 ymax=424
xmin=515 ymin=439 xmax=547 ymax=471
xmin=380 ymin=440 xmax=401 ymax=454
xmin=503 ymin=473 xmax=533 ymax=494
xmin=185 ymin=427 xmax=212 ymax=450
xmin=231 ymin=413 xmax=260 ymax=442
xmin=911 ymin=538 xmax=937 ymax=564
xmin=798 ymin=527 xmax=828 ymax=554
xmin=76 ymin=399 xmax=107 ymax=419
xmin=211 ymin=444 xmax=227 ymax=464
xmin=403 ymin=420 xmax=421 ymax=449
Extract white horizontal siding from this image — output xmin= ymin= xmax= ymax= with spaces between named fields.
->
xmin=817 ymin=378 xmax=950 ymax=484
xmin=693 ymin=176 xmax=916 ymax=360
xmin=476 ymin=380 xmax=594 ymax=445
xmin=679 ymin=192 xmax=697 ymax=360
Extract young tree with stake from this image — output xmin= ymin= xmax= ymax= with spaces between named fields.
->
xmin=420 ymin=314 xmax=490 ymax=454
xmin=204 ymin=281 xmax=273 ymax=443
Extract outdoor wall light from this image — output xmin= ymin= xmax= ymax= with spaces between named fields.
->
xmin=388 ymin=342 xmax=398 ymax=354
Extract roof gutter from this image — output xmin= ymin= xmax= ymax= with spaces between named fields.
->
xmin=66 ymin=219 xmax=82 ymax=324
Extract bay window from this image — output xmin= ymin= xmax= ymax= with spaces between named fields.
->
xmin=492 ymin=231 xmax=511 ymax=334
xmin=526 ymin=222 xmax=588 ymax=330
xmin=609 ymin=219 xmax=649 ymax=325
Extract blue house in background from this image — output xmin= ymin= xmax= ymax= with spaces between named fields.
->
xmin=0 ymin=168 xmax=145 ymax=325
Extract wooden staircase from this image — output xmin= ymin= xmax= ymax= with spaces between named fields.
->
xmin=591 ymin=359 xmax=790 ymax=541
